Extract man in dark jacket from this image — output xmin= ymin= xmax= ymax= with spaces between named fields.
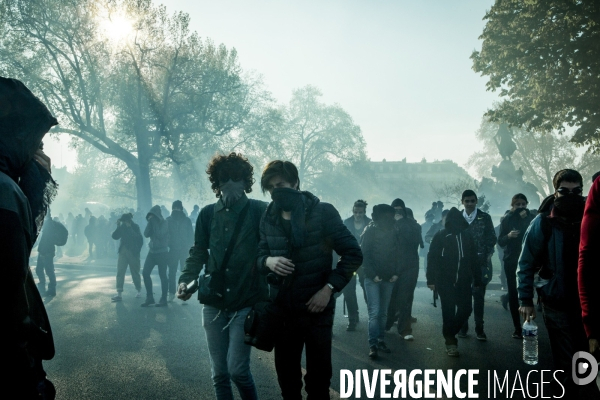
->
xmin=427 ymin=208 xmax=481 ymax=357
xmin=386 ymin=198 xmax=422 ymax=341
xmin=111 ymin=213 xmax=143 ymax=301
xmin=2 ymin=76 xmax=57 ymax=398
xmin=36 ymin=213 xmax=68 ymax=296
xmin=361 ymin=204 xmax=399 ymax=359
xmin=84 ymin=216 xmax=98 ymax=259
xmin=178 ymin=153 xmax=268 ymax=400
xmin=459 ymin=189 xmax=497 ymax=340
xmin=141 ymin=205 xmax=169 ymax=307
xmin=166 ymin=200 xmax=193 ymax=302
xmin=497 ymin=194 xmax=535 ymax=339
xmin=519 ymin=169 xmax=599 ymax=398
xmin=341 ymin=199 xmax=371 ymax=331
xmin=257 ymin=160 xmax=362 ymax=400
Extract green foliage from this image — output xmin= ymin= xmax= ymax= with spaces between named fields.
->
xmin=471 ymin=1 xmax=600 ymax=149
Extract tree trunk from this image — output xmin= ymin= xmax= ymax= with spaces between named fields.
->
xmin=135 ymin=160 xmax=153 ymax=213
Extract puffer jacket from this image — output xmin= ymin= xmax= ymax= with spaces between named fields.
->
xmin=256 ymin=191 xmax=363 ymax=312
xmin=144 ymin=205 xmax=169 ymax=253
xmin=360 ymin=222 xmax=400 ymax=280
xmin=427 ymin=208 xmax=481 ymax=289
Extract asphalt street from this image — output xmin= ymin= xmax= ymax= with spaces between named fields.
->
xmin=40 ymin=260 xmax=561 ymax=399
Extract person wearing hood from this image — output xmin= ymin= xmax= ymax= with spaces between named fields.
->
xmin=178 ymin=153 xmax=268 ymax=400
xmin=341 ymin=199 xmax=371 ymax=331
xmin=35 ymin=212 xmax=68 ymax=296
xmin=1 ymin=77 xmax=58 ymax=397
xmin=519 ymin=169 xmax=599 ymax=398
xmin=386 ymin=199 xmax=423 ymax=341
xmin=111 ymin=213 xmax=143 ymax=301
xmin=166 ymin=200 xmax=193 ymax=302
xmin=427 ymin=208 xmax=481 ymax=357
xmin=360 ymin=204 xmax=400 ymax=359
xmin=497 ymin=194 xmax=535 ymax=339
xmin=141 ymin=205 xmax=169 ymax=306
xmin=257 ymin=160 xmax=362 ymax=399
xmin=84 ymin=216 xmax=98 ymax=259
xmin=458 ymin=189 xmax=497 ymax=341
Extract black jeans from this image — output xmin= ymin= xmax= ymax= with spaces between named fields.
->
xmin=504 ymin=260 xmax=520 ymax=331
xmin=142 ymin=252 xmax=168 ymax=299
xmin=36 ymin=253 xmax=56 ymax=290
xmin=542 ymin=302 xmax=600 ymax=399
xmin=386 ymin=267 xmax=419 ymax=335
xmin=274 ymin=309 xmax=334 ymax=400
xmin=167 ymin=247 xmax=188 ymax=295
xmin=341 ymin=274 xmax=359 ymax=324
xmin=438 ymin=283 xmax=473 ymax=345
xmin=461 ymin=284 xmax=487 ymax=334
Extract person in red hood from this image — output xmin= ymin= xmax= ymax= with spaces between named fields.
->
xmin=578 ymin=172 xmax=600 ymax=356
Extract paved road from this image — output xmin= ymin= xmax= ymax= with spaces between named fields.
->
xmin=41 ymin=261 xmax=560 ymax=399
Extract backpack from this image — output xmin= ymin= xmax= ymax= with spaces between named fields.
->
xmin=533 ymin=212 xmax=553 ymax=277
xmin=53 ymin=221 xmax=69 ymax=246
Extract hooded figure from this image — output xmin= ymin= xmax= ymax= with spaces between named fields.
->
xmin=426 ymin=207 xmax=481 ymax=357
xmin=1 ymin=77 xmax=57 ymax=397
xmin=166 ymin=200 xmax=193 ymax=301
xmin=141 ymin=205 xmax=170 ymax=306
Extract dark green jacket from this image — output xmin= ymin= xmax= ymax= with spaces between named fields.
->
xmin=179 ymin=195 xmax=268 ymax=311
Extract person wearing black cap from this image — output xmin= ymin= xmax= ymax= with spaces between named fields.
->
xmin=166 ymin=200 xmax=193 ymax=302
xmin=387 ymin=199 xmax=422 ymax=341
xmin=111 ymin=213 xmax=144 ymax=301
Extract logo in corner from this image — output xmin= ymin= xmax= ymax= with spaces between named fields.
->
xmin=572 ymin=351 xmax=599 ymax=386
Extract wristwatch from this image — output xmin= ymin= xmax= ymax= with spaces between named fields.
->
xmin=326 ymin=283 xmax=335 ymax=292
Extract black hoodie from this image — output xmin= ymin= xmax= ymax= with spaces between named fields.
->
xmin=144 ymin=205 xmax=169 ymax=253
xmin=426 ymin=208 xmax=482 ymax=288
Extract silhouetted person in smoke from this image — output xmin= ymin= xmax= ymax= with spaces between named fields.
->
xmin=166 ymin=200 xmax=193 ymax=302
xmin=190 ymin=204 xmax=200 ymax=225
xmin=142 ymin=205 xmax=169 ymax=307
xmin=434 ymin=201 xmax=444 ymax=223
xmin=497 ymin=194 xmax=534 ymax=339
xmin=459 ymin=190 xmax=496 ymax=341
xmin=427 ymin=208 xmax=481 ymax=357
xmin=111 ymin=213 xmax=143 ymax=301
xmin=84 ymin=216 xmax=98 ymax=259
xmin=387 ymin=199 xmax=422 ymax=341
xmin=36 ymin=213 xmax=68 ymax=296
xmin=2 ymin=76 xmax=58 ymax=398
xmin=420 ymin=212 xmax=435 ymax=269
xmin=424 ymin=209 xmax=449 ymax=244
xmin=342 ymin=199 xmax=371 ymax=331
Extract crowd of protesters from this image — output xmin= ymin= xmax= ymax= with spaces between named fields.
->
xmin=5 ymin=76 xmax=599 ymax=399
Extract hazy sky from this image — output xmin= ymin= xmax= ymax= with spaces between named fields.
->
xmin=46 ymin=0 xmax=499 ymax=174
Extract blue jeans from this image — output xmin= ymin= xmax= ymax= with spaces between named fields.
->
xmin=364 ymin=277 xmax=394 ymax=347
xmin=202 ymin=305 xmax=258 ymax=400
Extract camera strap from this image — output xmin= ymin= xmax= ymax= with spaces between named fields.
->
xmin=218 ymin=201 xmax=251 ymax=272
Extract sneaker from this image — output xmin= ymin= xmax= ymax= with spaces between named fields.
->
xmin=141 ymin=298 xmax=155 ymax=307
xmin=168 ymin=293 xmax=175 ymax=302
xmin=512 ymin=330 xmax=523 ymax=339
xmin=410 ymin=316 xmax=417 ymax=323
xmin=369 ymin=346 xmax=378 ymax=359
xmin=446 ymin=345 xmax=460 ymax=357
xmin=346 ymin=322 xmax=357 ymax=332
xmin=403 ymin=334 xmax=414 ymax=341
xmin=377 ymin=341 xmax=391 ymax=353
xmin=501 ymin=294 xmax=508 ymax=311
xmin=111 ymin=295 xmax=122 ymax=302
xmin=476 ymin=331 xmax=487 ymax=341
xmin=135 ymin=291 xmax=142 ymax=298
xmin=457 ymin=331 xmax=468 ymax=338
xmin=46 ymin=287 xmax=56 ymax=297
xmin=155 ymin=297 xmax=168 ymax=307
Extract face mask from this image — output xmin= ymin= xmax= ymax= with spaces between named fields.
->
xmin=271 ymin=187 xmax=302 ymax=212
xmin=220 ymin=179 xmax=245 ymax=207
xmin=553 ymin=195 xmax=585 ymax=219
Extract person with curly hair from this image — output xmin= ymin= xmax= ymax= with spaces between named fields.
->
xmin=178 ymin=152 xmax=268 ymax=400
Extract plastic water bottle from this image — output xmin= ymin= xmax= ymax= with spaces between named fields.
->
xmin=523 ymin=319 xmax=538 ymax=365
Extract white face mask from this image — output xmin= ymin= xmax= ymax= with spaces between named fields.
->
xmin=220 ymin=179 xmax=245 ymax=207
